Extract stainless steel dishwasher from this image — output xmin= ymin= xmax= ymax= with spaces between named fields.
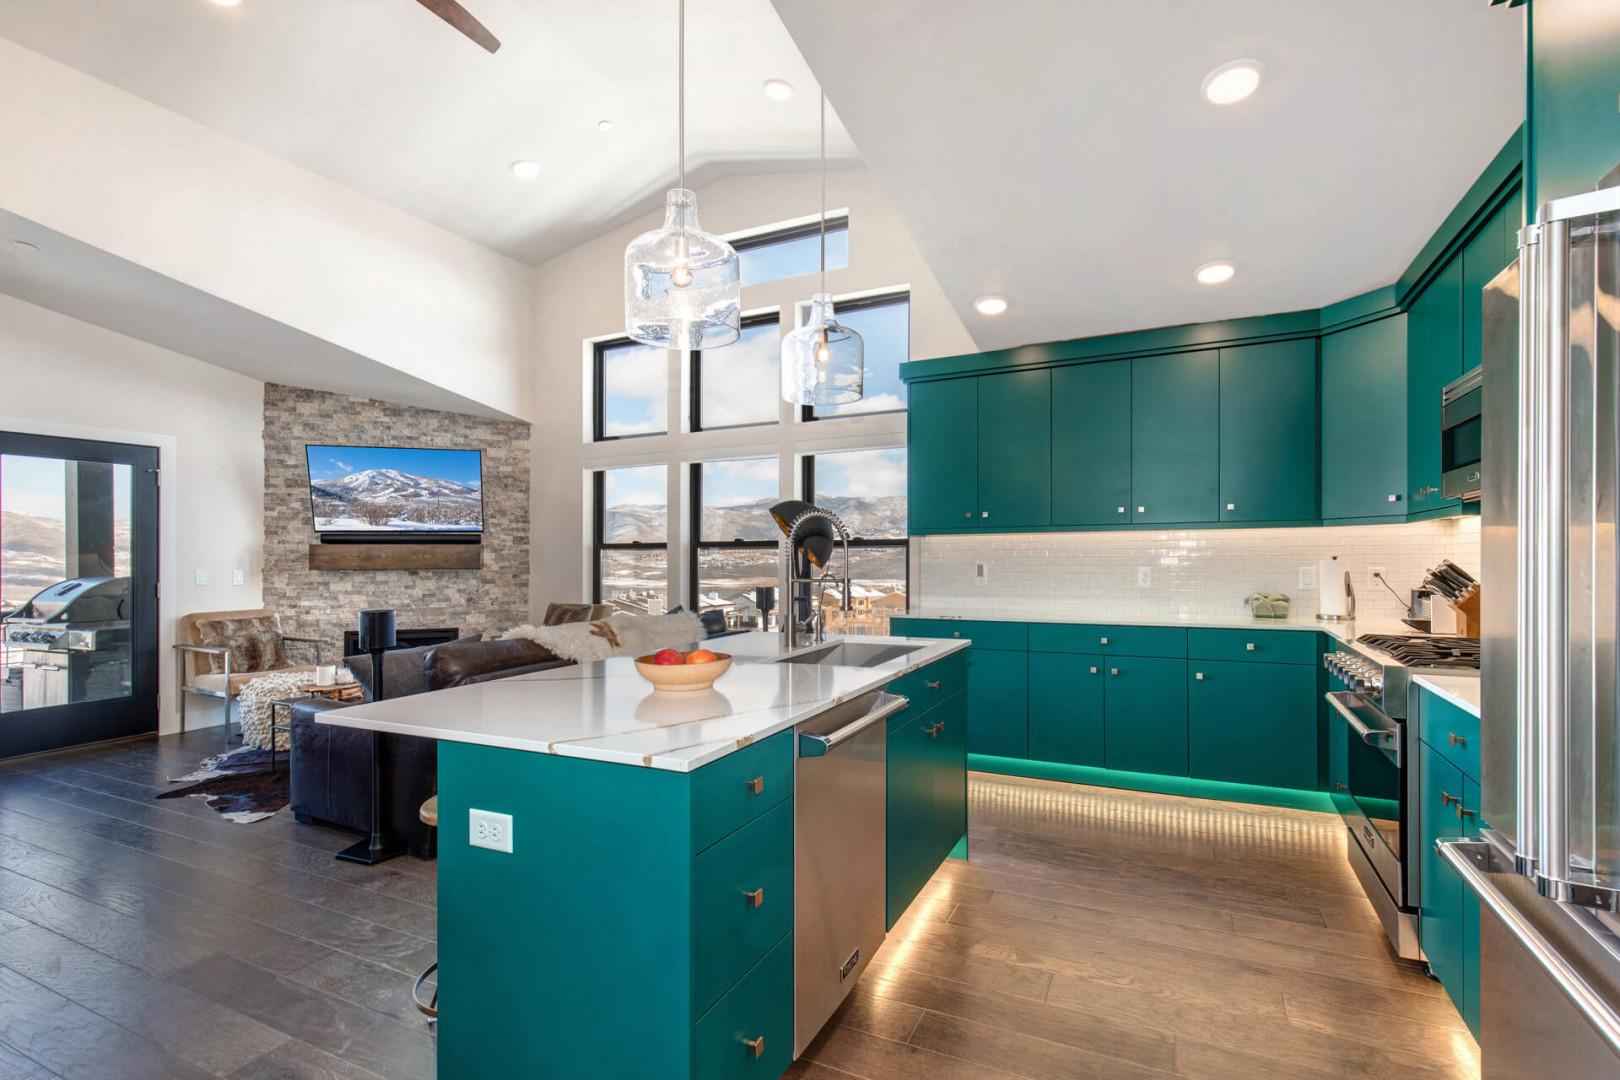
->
xmin=794 ymin=690 xmax=907 ymax=1056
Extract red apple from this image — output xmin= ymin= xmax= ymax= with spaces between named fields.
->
xmin=651 ymin=648 xmax=684 ymax=666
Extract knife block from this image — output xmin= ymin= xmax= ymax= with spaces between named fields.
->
xmin=1445 ymin=587 xmax=1482 ymax=637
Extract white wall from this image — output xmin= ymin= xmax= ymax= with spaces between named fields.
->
xmin=0 ymin=38 xmax=533 ymax=423
xmin=526 ymin=166 xmax=975 ymax=613
xmin=0 ymin=293 xmax=265 ymax=734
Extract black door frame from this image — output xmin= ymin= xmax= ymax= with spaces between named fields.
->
xmin=1 ymin=430 xmax=160 ymax=758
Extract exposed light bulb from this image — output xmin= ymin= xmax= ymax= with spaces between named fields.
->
xmin=814 ymin=339 xmax=832 ymax=365
xmin=670 ymin=264 xmax=694 ymax=288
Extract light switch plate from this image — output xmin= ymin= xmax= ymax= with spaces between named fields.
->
xmin=1299 ymin=565 xmax=1316 ymax=589
xmin=1136 ymin=566 xmax=1151 ymax=588
xmin=232 ymin=568 xmax=246 ymax=587
xmin=975 ymin=562 xmax=987 ymax=586
xmin=469 ymin=808 xmax=513 ymax=853
xmin=194 ymin=569 xmax=209 ymax=587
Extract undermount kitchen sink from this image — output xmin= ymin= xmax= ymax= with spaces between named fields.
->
xmin=775 ymin=641 xmax=925 ymax=668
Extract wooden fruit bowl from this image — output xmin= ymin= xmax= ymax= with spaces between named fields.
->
xmin=633 ymin=653 xmax=733 ymax=693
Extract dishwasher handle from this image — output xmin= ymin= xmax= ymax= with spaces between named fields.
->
xmin=798 ymin=693 xmax=909 ymax=758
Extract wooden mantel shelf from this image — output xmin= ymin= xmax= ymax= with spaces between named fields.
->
xmin=307 ymin=543 xmax=482 ymax=571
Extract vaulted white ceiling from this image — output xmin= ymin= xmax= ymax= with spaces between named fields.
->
xmin=0 ymin=0 xmax=857 ymax=265
xmin=773 ymin=0 xmax=1525 ymax=353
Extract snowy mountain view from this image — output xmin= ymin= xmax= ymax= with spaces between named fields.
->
xmin=308 ymin=456 xmax=484 ymax=534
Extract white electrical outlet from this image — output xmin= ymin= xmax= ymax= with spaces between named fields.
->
xmin=193 ymin=569 xmax=209 ymax=587
xmin=469 ymin=809 xmax=514 ymax=853
xmin=975 ymin=562 xmax=988 ymax=586
xmin=1369 ymin=565 xmax=1386 ymax=581
xmin=232 ymin=568 xmax=246 ymax=587
xmin=1136 ymin=566 xmax=1151 ymax=588
xmin=1299 ymin=565 xmax=1316 ymax=589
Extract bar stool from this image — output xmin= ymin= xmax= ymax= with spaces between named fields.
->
xmin=412 ymin=795 xmax=439 ymax=1020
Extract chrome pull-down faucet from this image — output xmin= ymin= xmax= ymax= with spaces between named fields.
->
xmin=777 ymin=505 xmax=851 ymax=652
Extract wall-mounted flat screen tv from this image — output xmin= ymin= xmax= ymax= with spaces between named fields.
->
xmin=306 ymin=445 xmax=484 ymax=536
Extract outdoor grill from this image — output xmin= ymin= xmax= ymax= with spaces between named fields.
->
xmin=1 ymin=576 xmax=133 ymax=710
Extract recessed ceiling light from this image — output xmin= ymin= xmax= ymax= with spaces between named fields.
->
xmin=596 ymin=119 xmax=614 ymax=133
xmin=1195 ymin=261 xmax=1236 ymax=285
xmin=510 ymin=159 xmax=541 ymax=180
xmin=973 ymin=295 xmax=1009 ymax=316
xmin=762 ymin=79 xmax=794 ymax=102
xmin=209 ymin=0 xmax=242 ymax=7
xmin=1201 ymin=60 xmax=1263 ymax=105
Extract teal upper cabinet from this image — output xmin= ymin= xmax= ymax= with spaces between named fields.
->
xmin=1131 ymin=351 xmax=1219 ymax=524
xmin=1322 ymin=314 xmax=1407 ymax=520
xmin=1051 ymin=360 xmax=1131 ymax=526
xmin=908 ymin=377 xmax=978 ymax=531
xmin=977 ymin=369 xmax=1052 ymax=529
xmin=1462 ymin=195 xmax=1520 ymax=376
xmin=1218 ymin=340 xmax=1319 ymax=523
xmin=1407 ymin=257 xmax=1464 ymax=514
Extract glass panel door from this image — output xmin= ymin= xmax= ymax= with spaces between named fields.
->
xmin=0 ymin=432 xmax=159 ymax=757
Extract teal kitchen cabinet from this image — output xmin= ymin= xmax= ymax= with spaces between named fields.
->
xmin=1322 ymin=314 xmax=1408 ymax=520
xmin=930 ymin=688 xmax=968 ymax=862
xmin=1218 ymin=340 xmax=1319 ymax=523
xmin=1460 ymin=774 xmax=1483 ymax=1036
xmin=967 ymin=647 xmax=1029 ymax=758
xmin=908 ymin=377 xmax=978 ymax=531
xmin=1027 ymin=651 xmax=1106 ymax=766
xmin=1131 ymin=351 xmax=1219 ymax=524
xmin=1462 ymin=194 xmax=1520 ymax=377
xmin=1187 ymin=660 xmax=1317 ymax=790
xmin=886 ymin=654 xmax=969 ymax=929
xmin=976 ymin=369 xmax=1052 ymax=529
xmin=1103 ymin=656 xmax=1188 ymax=775
xmin=1051 ymin=359 xmax=1132 ymax=526
xmin=1419 ymin=739 xmax=1469 ymax=1032
xmin=1406 ymin=257 xmax=1464 ymax=514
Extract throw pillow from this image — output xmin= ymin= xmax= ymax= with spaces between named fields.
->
xmin=194 ymin=616 xmax=287 ymax=674
xmin=543 ymin=602 xmax=610 ymax=626
xmin=500 ymin=611 xmax=704 ymax=664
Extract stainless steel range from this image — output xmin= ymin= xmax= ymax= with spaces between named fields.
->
xmin=1 ymin=577 xmax=133 ymax=710
xmin=1323 ymin=632 xmax=1480 ymax=959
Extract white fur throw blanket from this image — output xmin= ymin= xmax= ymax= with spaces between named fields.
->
xmin=499 ymin=612 xmax=705 ymax=664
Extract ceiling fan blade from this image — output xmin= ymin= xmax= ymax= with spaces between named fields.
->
xmin=414 ymin=0 xmax=501 ymax=53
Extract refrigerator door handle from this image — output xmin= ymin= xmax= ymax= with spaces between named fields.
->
xmin=1439 ymin=838 xmax=1620 ymax=1060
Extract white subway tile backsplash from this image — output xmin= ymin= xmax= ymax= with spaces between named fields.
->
xmin=919 ymin=518 xmax=1480 ymax=621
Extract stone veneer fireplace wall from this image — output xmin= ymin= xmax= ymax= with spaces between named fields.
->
xmin=261 ymin=383 xmax=531 ymax=656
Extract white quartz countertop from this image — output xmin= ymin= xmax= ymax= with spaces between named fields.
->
xmin=1411 ymin=673 xmax=1482 ymax=717
xmin=316 ymin=632 xmax=969 ymax=772
xmin=899 ymin=607 xmax=1413 ymax=647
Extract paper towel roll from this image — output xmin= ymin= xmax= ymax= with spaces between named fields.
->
xmin=1317 ymin=557 xmax=1350 ymax=619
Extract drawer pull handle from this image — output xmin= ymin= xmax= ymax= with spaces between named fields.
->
xmin=1449 ymin=732 xmax=1467 ymax=748
xmin=1195 ymin=672 xmax=1205 ymax=681
xmin=1116 ymin=506 xmax=1126 ymax=514
xmin=1227 ymin=502 xmax=1236 ymax=511
xmin=745 ymin=776 xmax=765 ymax=796
xmin=926 ymin=679 xmax=941 ymax=690
xmin=1089 ymin=666 xmax=1098 ymax=675
xmin=743 ymin=1036 xmax=766 ymax=1059
xmin=1099 ymin=636 xmax=1109 ymax=645
xmin=1110 ymin=667 xmax=1120 ymax=677
xmin=1441 ymin=791 xmax=1461 ymax=807
xmin=1137 ymin=506 xmax=1146 ymax=514
xmin=1245 ymin=642 xmax=1256 ymax=652
xmin=925 ymin=722 xmax=945 ymax=738
xmin=1335 ymin=782 xmax=1348 ymax=791
xmin=744 ymin=887 xmax=765 ymax=908
xmin=1458 ymin=805 xmax=1476 ymax=821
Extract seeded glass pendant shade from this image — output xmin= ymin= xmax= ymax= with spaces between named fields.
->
xmin=782 ymin=92 xmax=863 ymax=407
xmin=624 ymin=0 xmax=741 ymax=349
xmin=782 ymin=293 xmax=863 ymax=405
xmin=625 ymin=188 xmax=740 ymax=349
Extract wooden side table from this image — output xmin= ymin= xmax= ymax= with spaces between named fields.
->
xmin=297 ymin=682 xmax=365 ymax=703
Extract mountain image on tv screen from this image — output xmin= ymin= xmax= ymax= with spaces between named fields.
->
xmin=306 ymin=446 xmax=484 ymax=533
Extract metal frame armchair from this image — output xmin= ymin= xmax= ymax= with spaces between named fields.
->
xmin=173 ymin=609 xmax=324 ymax=745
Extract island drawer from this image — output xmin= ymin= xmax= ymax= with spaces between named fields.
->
xmin=692 ymin=799 xmax=794 ymax=1019
xmin=1419 ymin=688 xmax=1481 ymax=780
xmin=886 ymin=650 xmax=967 ymax=725
xmin=692 ymin=729 xmax=793 ymax=853
xmin=1187 ymin=628 xmax=1319 ymax=666
xmin=691 ymin=931 xmax=792 ymax=1080
xmin=1028 ymin=623 xmax=1188 ymax=658
xmin=891 ymin=618 xmax=1027 ymax=652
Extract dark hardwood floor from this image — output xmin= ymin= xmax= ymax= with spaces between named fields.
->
xmin=0 ymin=733 xmax=1479 ymax=1079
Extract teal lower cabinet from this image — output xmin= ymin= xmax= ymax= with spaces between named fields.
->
xmin=1187 ymin=660 xmax=1317 ymax=790
xmin=436 ymin=731 xmax=794 ymax=1079
xmin=1415 ymin=687 xmax=1485 ymax=1040
xmin=966 ymin=648 xmax=1029 ymax=757
xmin=885 ymin=688 xmax=969 ymax=928
xmin=1027 ymin=651 xmax=1106 ymax=766
xmin=1103 ymin=656 xmax=1189 ymax=776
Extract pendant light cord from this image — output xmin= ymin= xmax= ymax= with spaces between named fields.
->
xmin=678 ymin=0 xmax=686 ymax=192
xmin=818 ymin=91 xmax=826 ymax=294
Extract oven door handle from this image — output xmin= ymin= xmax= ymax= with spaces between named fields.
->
xmin=1325 ymin=691 xmax=1400 ymax=765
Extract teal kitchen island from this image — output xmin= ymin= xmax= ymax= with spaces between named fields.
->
xmin=319 ymin=631 xmax=970 ymax=1080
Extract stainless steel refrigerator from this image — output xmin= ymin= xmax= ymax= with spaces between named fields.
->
xmin=1440 ymin=176 xmax=1620 ymax=1073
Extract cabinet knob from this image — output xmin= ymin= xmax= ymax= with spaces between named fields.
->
xmin=744 ymin=776 xmax=765 ymax=796
xmin=1448 ymin=732 xmax=1467 ymax=747
xmin=1116 ymin=506 xmax=1126 ymax=514
xmin=952 ymin=631 xmax=961 ymax=638
xmin=1110 ymin=667 xmax=1120 ymax=676
xmin=1335 ymin=782 xmax=1348 ymax=791
xmin=1387 ymin=493 xmax=1401 ymax=503
xmin=1136 ymin=506 xmax=1146 ymax=514
xmin=1245 ymin=642 xmax=1256 ymax=652
xmin=981 ymin=511 xmax=989 ymax=518
xmin=926 ymin=679 xmax=941 ymax=690
xmin=1099 ymin=636 xmax=1109 ymax=645
xmin=743 ymin=1036 xmax=766 ymax=1059
xmin=964 ymin=511 xmax=972 ymax=519
xmin=1195 ymin=672 xmax=1205 ymax=681
xmin=1089 ymin=666 xmax=1098 ymax=675
xmin=925 ymin=721 xmax=945 ymax=738
xmin=1226 ymin=502 xmax=1236 ymax=511
xmin=744 ymin=887 xmax=765 ymax=908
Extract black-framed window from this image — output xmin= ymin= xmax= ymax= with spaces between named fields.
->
xmin=593 ymin=337 xmax=669 ymax=441
xmin=592 ymin=465 xmax=668 ymax=614
xmin=735 ymin=215 xmax=849 ymax=287
xmin=691 ymin=312 xmax=781 ymax=432
xmin=802 ymin=447 xmax=909 ymax=634
xmin=801 ymin=291 xmax=910 ymax=421
xmin=689 ymin=457 xmax=781 ymax=629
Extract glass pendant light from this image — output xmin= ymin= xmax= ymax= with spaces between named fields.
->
xmin=781 ymin=93 xmax=863 ymax=407
xmin=624 ymin=0 xmax=740 ymax=349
